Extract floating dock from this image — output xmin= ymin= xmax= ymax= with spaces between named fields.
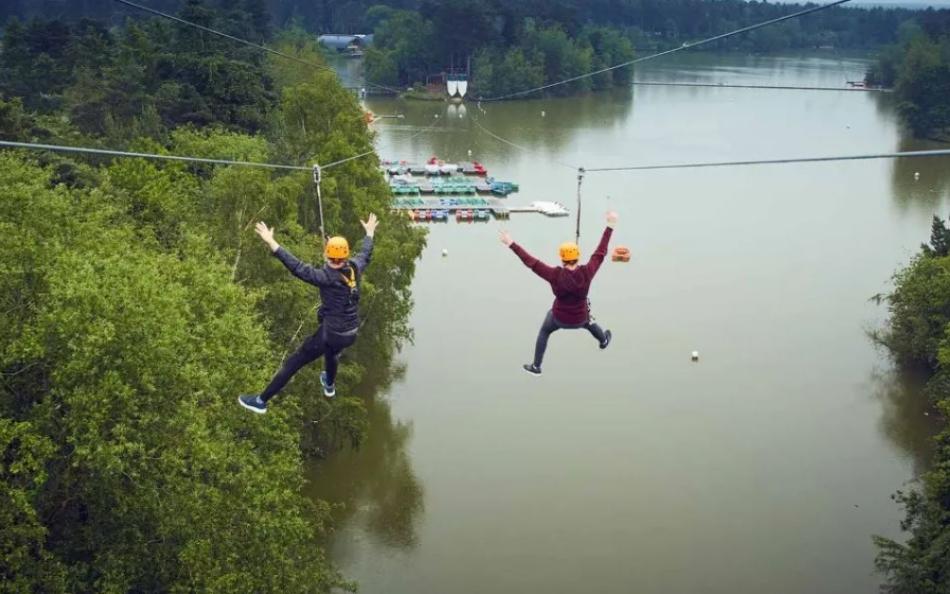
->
xmin=384 ymin=157 xmax=561 ymax=223
xmin=392 ymin=196 xmax=510 ymax=220
xmin=382 ymin=160 xmax=488 ymax=177
xmin=392 ymin=198 xmax=571 ymax=223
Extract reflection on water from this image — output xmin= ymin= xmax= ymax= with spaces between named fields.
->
xmin=366 ymin=87 xmax=634 ymax=163
xmin=305 ymin=367 xmax=424 ymax=551
xmin=872 ymin=364 xmax=943 ymax=477
xmin=318 ymin=53 xmax=950 ymax=594
xmin=889 ymin=136 xmax=950 ymax=213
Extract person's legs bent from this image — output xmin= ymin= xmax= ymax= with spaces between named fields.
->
xmin=260 ymin=330 xmax=326 ymax=402
xmin=533 ymin=310 xmax=560 ymax=368
xmin=584 ymin=321 xmax=607 ymax=344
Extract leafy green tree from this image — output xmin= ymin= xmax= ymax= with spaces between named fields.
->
xmin=0 ymin=146 xmax=367 ymax=592
xmin=875 ymin=216 xmax=950 ymax=593
xmin=923 ymin=215 xmax=950 ymax=258
xmin=0 ymin=7 xmax=426 ymax=591
xmin=367 ymin=9 xmax=436 ymax=86
xmin=895 ymin=34 xmax=950 ymax=137
xmin=0 ymin=419 xmax=68 ymax=592
xmin=364 ymin=47 xmax=400 ymax=87
xmin=877 ymin=253 xmax=950 ymax=369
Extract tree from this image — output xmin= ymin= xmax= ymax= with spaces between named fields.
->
xmin=923 ymin=215 xmax=950 ymax=258
xmin=875 ymin=216 xmax=950 ymax=593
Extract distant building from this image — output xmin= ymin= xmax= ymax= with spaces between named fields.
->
xmin=317 ymin=34 xmax=374 ymax=57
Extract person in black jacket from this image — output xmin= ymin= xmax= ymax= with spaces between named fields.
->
xmin=239 ymin=214 xmax=378 ymax=414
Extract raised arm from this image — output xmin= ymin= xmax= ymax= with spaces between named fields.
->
xmin=585 ymin=211 xmax=618 ymax=277
xmin=500 ymin=230 xmax=557 ymax=282
xmin=255 ymin=221 xmax=332 ymax=287
xmin=351 ymin=213 xmax=378 ymax=273
xmin=274 ymin=247 xmax=333 ymax=286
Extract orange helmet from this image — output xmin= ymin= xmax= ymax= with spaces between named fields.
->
xmin=325 ymin=236 xmax=350 ymax=259
xmin=559 ymin=242 xmax=580 ymax=262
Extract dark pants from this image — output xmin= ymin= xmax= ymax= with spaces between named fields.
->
xmin=260 ymin=325 xmax=358 ymax=402
xmin=533 ymin=309 xmax=606 ymax=367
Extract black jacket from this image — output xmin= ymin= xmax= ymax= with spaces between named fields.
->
xmin=274 ymin=236 xmax=373 ymax=334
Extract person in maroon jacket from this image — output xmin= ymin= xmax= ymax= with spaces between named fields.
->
xmin=501 ymin=211 xmax=618 ymax=376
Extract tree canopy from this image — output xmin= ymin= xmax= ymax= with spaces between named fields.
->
xmin=874 ymin=216 xmax=950 ymax=593
xmin=0 ymin=2 xmax=425 ymax=590
xmin=866 ymin=11 xmax=950 ymax=139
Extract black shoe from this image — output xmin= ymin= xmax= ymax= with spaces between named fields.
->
xmin=238 ymin=394 xmax=267 ymax=414
xmin=600 ymin=330 xmax=612 ymax=350
xmin=522 ymin=363 xmax=542 ymax=376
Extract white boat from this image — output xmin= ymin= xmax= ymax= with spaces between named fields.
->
xmin=439 ymin=163 xmax=459 ymax=174
xmin=424 ymin=163 xmax=441 ymax=175
xmin=447 ymin=79 xmax=459 ymax=97
xmin=530 ymin=201 xmax=570 ymax=217
xmin=457 ymin=80 xmax=468 ymax=97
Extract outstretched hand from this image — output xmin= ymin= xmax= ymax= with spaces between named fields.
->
xmin=606 ymin=210 xmax=619 ymax=227
xmin=361 ymin=213 xmax=379 ymax=237
xmin=255 ymin=221 xmax=279 ymax=252
xmin=499 ymin=230 xmax=513 ymax=247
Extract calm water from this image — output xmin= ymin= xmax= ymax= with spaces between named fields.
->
xmin=311 ymin=53 xmax=950 ymax=594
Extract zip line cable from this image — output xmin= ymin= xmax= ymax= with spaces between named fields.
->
xmin=0 ymin=140 xmax=310 ymax=171
xmin=584 ymin=149 xmax=950 ymax=173
xmin=631 ymin=81 xmax=890 ymax=93
xmin=478 ymin=0 xmax=852 ymax=101
xmin=470 ymin=0 xmax=857 ymax=162
xmin=0 ymin=115 xmax=442 ymax=172
xmin=111 ymin=0 xmax=404 ymax=96
xmin=472 ymin=117 xmax=579 ymax=171
xmin=328 ymin=115 xmax=444 ymax=168
xmin=468 ymin=0 xmax=855 ymax=240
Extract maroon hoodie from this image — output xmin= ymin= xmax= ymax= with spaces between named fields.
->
xmin=510 ymin=226 xmax=613 ymax=325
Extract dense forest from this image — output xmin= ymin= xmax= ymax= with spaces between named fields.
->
xmin=360 ymin=0 xmax=925 ymax=94
xmin=3 ymin=0 xmax=950 ymax=591
xmin=0 ymin=1 xmax=425 ymax=591
xmin=874 ymin=217 xmax=950 ymax=593
xmin=0 ymin=0 xmax=923 ymax=50
xmin=0 ymin=0 xmax=931 ymax=97
xmin=866 ymin=11 xmax=950 ymax=139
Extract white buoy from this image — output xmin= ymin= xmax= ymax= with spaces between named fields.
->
xmin=467 ymin=149 xmax=473 ymax=157
xmin=691 ymin=351 xmax=699 ymax=362
xmin=442 ymin=248 xmax=448 ymax=257
xmin=541 ymin=110 xmax=546 ymax=117
xmin=914 ymin=172 xmax=920 ymax=180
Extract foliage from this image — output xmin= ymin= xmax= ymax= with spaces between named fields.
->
xmin=0 ymin=3 xmax=426 ymax=591
xmin=0 ymin=10 xmax=277 ymax=139
xmin=868 ymin=14 xmax=950 ymax=138
xmin=362 ymin=0 xmax=930 ymax=96
xmin=875 ymin=215 xmax=950 ymax=592
xmin=2 ymin=0 xmax=929 ymax=52
xmin=0 ymin=153 xmax=348 ymax=592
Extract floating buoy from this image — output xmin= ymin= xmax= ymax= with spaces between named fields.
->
xmin=442 ymin=248 xmax=448 ymax=257
xmin=467 ymin=149 xmax=473 ymax=157
xmin=691 ymin=351 xmax=700 ymax=362
xmin=914 ymin=172 xmax=920 ymax=180
xmin=541 ymin=110 xmax=546 ymax=117
xmin=611 ymin=246 xmax=631 ymax=262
